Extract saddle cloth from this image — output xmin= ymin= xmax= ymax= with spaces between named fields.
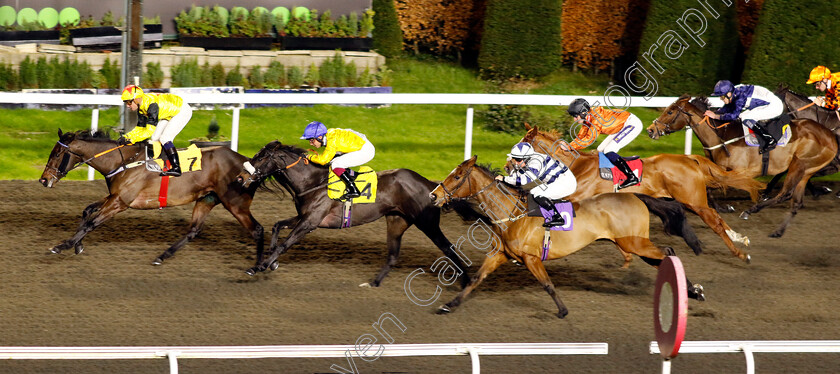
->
xmin=744 ymin=115 xmax=792 ymax=148
xmin=327 ymin=166 xmax=378 ymax=203
xmin=146 ymin=142 xmax=203 ymax=173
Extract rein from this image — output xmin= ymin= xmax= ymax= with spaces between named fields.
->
xmin=46 ymin=141 xmax=137 ymax=179
xmin=437 ymin=165 xmax=532 ymax=222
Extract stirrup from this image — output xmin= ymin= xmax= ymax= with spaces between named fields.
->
xmin=543 ymin=218 xmax=565 ymax=228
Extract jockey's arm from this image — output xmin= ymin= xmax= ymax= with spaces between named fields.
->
xmin=308 ymin=146 xmax=337 ymax=165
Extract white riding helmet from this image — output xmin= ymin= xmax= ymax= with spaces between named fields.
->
xmin=507 ymin=142 xmax=535 ymax=159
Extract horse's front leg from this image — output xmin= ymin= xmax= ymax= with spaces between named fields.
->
xmin=50 ymin=195 xmax=127 ymax=255
xmin=273 ymin=216 xmax=301 ymax=230
xmin=438 ymin=250 xmax=508 ymax=315
xmin=245 ymin=215 xmax=320 ymax=276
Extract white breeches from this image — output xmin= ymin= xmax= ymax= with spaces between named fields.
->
xmin=530 ymin=172 xmax=577 ymax=200
xmin=741 ymin=99 xmax=784 ymax=122
xmin=150 ymin=102 xmax=193 ymax=144
xmin=597 ymin=115 xmax=643 ymax=154
xmin=331 ymin=140 xmax=375 ymax=169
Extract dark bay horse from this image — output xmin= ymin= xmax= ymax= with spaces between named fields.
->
xmin=429 ymin=156 xmax=705 ymax=318
xmin=647 ymin=95 xmax=838 ymax=237
xmin=237 ymin=141 xmax=471 ymax=288
xmin=39 ymin=129 xmax=263 ymax=266
xmin=516 ymin=124 xmax=762 ymax=265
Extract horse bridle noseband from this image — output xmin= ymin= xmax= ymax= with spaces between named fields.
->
xmin=437 ymin=165 xmax=501 ymax=204
xmin=45 ymin=141 xmax=136 ymax=180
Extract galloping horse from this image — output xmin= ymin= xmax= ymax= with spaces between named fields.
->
xmin=39 ymin=129 xmax=264 ymax=266
xmin=647 ymin=95 xmax=838 ymax=237
xmin=516 ymin=124 xmax=762 ymax=265
xmin=429 ymin=156 xmax=705 ymax=318
xmin=237 ymin=141 xmax=471 ymax=288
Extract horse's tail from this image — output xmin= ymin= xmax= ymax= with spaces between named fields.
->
xmin=633 ymin=193 xmax=703 ymax=256
xmin=688 ymin=154 xmax=765 ymax=202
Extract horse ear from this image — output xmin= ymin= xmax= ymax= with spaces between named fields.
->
xmin=57 ymin=128 xmax=63 ymax=137
xmin=524 ymin=123 xmax=532 ymax=130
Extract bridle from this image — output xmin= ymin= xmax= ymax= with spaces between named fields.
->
xmin=44 ymin=140 xmax=136 ymax=180
xmin=436 ymin=164 xmax=500 ymax=204
xmin=653 ymin=101 xmax=736 ymax=155
xmin=244 ymin=148 xmax=330 ymax=197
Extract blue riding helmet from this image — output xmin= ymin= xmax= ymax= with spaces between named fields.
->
xmin=711 ymin=80 xmax=735 ymax=97
xmin=300 ymin=121 xmax=327 ymax=140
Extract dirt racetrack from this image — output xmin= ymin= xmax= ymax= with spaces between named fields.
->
xmin=1 ymin=179 xmax=839 ymax=373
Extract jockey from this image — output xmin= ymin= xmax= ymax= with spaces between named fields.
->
xmin=496 ymin=142 xmax=577 ymax=227
xmin=120 ymin=85 xmax=193 ymax=177
xmin=704 ymin=80 xmax=784 ymax=154
xmin=300 ymin=121 xmax=375 ymax=200
xmin=806 ymin=66 xmax=840 ymax=111
xmin=567 ymin=98 xmax=642 ymax=190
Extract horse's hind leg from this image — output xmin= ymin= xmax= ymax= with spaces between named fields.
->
xmin=219 ymin=194 xmax=264 ymax=269
xmin=414 ymin=209 xmax=471 ymax=288
xmin=364 ymin=215 xmax=411 ymax=288
xmin=706 ymin=188 xmax=735 ymax=213
xmin=630 ymin=244 xmax=706 ymax=302
xmin=521 ymin=255 xmax=569 ymax=318
xmin=153 ymin=194 xmax=218 ymax=265
xmin=690 ymin=205 xmax=750 ymax=262
xmin=50 ymin=195 xmax=127 ymax=255
xmin=438 ymin=251 xmax=507 ymax=315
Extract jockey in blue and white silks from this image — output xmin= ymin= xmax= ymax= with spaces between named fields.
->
xmin=705 ymin=80 xmax=784 ymax=153
xmin=497 ymin=142 xmax=577 ymax=227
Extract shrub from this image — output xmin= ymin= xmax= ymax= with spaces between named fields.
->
xmin=99 ymin=58 xmax=121 ymax=89
xmin=145 ymin=62 xmax=165 ymax=88
xmin=264 ymin=61 xmax=287 ymax=88
xmin=478 ymin=0 xmax=561 ymax=78
xmin=36 ymin=57 xmax=53 ymax=89
xmin=171 ymin=58 xmax=201 ymax=87
xmin=288 ymin=66 xmax=304 ymax=88
xmin=175 ymin=5 xmax=229 ymax=37
xmin=211 ymin=63 xmax=226 ymax=86
xmin=743 ymin=1 xmax=840 ymax=88
xmin=0 ymin=63 xmax=19 ymax=91
xmin=636 ymin=0 xmax=738 ymax=95
xmin=19 ymin=57 xmax=37 ymax=89
xmin=305 ymin=63 xmax=320 ymax=86
xmin=249 ymin=66 xmax=265 ymax=89
xmin=225 ymin=64 xmax=244 ymax=86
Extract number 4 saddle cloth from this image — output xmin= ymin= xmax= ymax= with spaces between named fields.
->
xmin=327 ymin=166 xmax=378 ymax=203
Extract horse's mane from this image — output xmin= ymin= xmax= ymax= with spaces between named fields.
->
xmin=475 ymin=163 xmax=502 ymax=176
xmin=64 ymin=129 xmax=114 ymax=142
xmin=689 ymin=96 xmax=710 ymax=112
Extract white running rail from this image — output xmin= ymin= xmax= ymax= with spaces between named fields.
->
xmin=650 ymin=340 xmax=840 ymax=374
xmin=0 ymin=342 xmax=608 ymax=374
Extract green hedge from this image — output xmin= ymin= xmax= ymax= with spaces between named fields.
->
xmin=743 ymin=0 xmax=840 ymax=89
xmin=478 ymin=0 xmax=561 ymax=78
xmin=372 ymin=0 xmax=403 ymax=58
xmin=636 ymin=0 xmax=737 ymax=95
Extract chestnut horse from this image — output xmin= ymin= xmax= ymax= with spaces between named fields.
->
xmin=517 ymin=124 xmax=762 ymax=265
xmin=429 ymin=156 xmax=705 ymax=318
xmin=237 ymin=141 xmax=472 ymax=288
xmin=39 ymin=129 xmax=263 ymax=267
xmin=647 ymin=95 xmax=838 ymax=237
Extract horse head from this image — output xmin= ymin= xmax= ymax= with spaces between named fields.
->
xmin=39 ymin=129 xmax=91 ymax=187
xmin=430 ymin=155 xmax=482 ymax=206
xmin=239 ymin=141 xmax=317 ymax=190
xmin=647 ymin=95 xmax=697 ymax=139
xmin=505 ymin=125 xmax=576 ymax=173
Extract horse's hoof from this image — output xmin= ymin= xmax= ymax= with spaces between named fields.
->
xmin=269 ymin=261 xmax=280 ymax=271
xmin=74 ymin=243 xmax=84 ymax=255
xmin=244 ymin=268 xmax=257 ymax=276
xmin=359 ymin=282 xmax=372 ymax=288
xmin=769 ymin=231 xmax=784 ymax=238
xmin=152 ymin=258 xmax=163 ymax=266
xmin=744 ymin=254 xmax=751 ymax=264
xmin=436 ymin=305 xmax=452 ymax=314
xmin=693 ymin=284 xmax=706 ymax=302
xmin=556 ymin=309 xmax=569 ymax=319
xmin=48 ymin=247 xmax=61 ymax=255
xmin=739 ymin=211 xmax=751 ymax=220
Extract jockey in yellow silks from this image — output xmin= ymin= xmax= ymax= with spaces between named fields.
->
xmin=120 ymin=85 xmax=193 ymax=177
xmin=300 ymin=121 xmax=376 ymax=200
xmin=567 ymin=98 xmax=643 ymax=190
xmin=806 ymin=66 xmax=840 ymax=111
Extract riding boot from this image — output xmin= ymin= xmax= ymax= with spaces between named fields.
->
xmin=339 ymin=169 xmax=361 ymax=200
xmin=750 ymin=122 xmax=777 ymax=154
xmin=611 ymin=156 xmax=640 ymax=190
xmin=160 ymin=145 xmax=182 ymax=177
xmin=534 ymin=195 xmax=564 ymax=228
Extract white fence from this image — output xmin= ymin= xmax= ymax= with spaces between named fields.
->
xmin=650 ymin=340 xmax=840 ymax=374
xmin=0 ymin=342 xmax=608 ymax=374
xmin=0 ymin=91 xmax=705 ymax=180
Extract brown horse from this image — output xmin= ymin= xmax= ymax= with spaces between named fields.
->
xmin=39 ymin=129 xmax=264 ymax=267
xmin=429 ymin=156 xmax=705 ymax=318
xmin=647 ymin=95 xmax=839 ymax=237
xmin=516 ymin=124 xmax=762 ymax=265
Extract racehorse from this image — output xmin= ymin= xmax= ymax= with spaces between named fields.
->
xmin=429 ymin=156 xmax=705 ymax=318
xmin=39 ymin=129 xmax=264 ymax=267
xmin=515 ymin=124 xmax=762 ymax=265
xmin=773 ymin=86 xmax=840 ymax=198
xmin=647 ymin=95 xmax=838 ymax=237
xmin=237 ymin=141 xmax=471 ymax=288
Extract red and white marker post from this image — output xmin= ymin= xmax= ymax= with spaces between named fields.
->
xmin=654 ymin=256 xmax=688 ymax=374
